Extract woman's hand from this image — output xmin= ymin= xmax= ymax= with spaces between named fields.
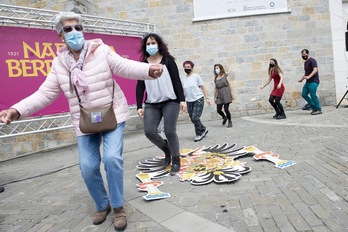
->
xmin=149 ymin=64 xmax=163 ymax=78
xmin=180 ymin=101 xmax=186 ymax=113
xmin=206 ymin=98 xmax=211 ymax=106
xmin=0 ymin=108 xmax=20 ymax=124
xmin=137 ymin=109 xmax=144 ymax=118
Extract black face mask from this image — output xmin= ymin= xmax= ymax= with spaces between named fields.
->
xmin=302 ymin=55 xmax=308 ymax=60
xmin=269 ymin=64 xmax=275 ymax=68
xmin=184 ymin=69 xmax=192 ymax=74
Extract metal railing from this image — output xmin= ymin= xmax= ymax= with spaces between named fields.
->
xmin=0 ymin=106 xmax=139 ymax=139
xmin=0 ymin=5 xmax=153 ymax=138
xmin=0 ymin=4 xmax=155 ymax=36
xmin=0 ymin=114 xmax=73 ymax=139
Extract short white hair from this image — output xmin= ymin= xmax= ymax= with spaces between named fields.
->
xmin=54 ymin=11 xmax=83 ymax=34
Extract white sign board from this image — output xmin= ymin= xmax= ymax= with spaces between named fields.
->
xmin=193 ymin=0 xmax=290 ymax=21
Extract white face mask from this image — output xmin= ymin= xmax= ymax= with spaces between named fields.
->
xmin=146 ymin=44 xmax=158 ymax=56
xmin=215 ymin=69 xmax=220 ymax=75
xmin=64 ymin=31 xmax=85 ymax=51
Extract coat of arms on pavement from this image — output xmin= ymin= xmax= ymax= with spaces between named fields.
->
xmin=136 ymin=143 xmax=296 ymax=200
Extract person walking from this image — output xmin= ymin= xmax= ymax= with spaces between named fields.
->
xmin=261 ymin=58 xmax=286 ymax=119
xmin=181 ymin=60 xmax=211 ymax=142
xmin=298 ymin=49 xmax=322 ymax=115
xmin=136 ymin=33 xmax=186 ymax=175
xmin=0 ymin=11 xmax=163 ymax=230
xmin=213 ymin=64 xmax=234 ymax=128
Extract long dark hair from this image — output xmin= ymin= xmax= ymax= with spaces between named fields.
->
xmin=268 ymin=58 xmax=283 ymax=76
xmin=214 ymin=64 xmax=226 ymax=79
xmin=140 ymin=33 xmax=174 ymax=61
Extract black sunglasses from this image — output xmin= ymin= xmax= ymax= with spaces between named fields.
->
xmin=62 ymin=24 xmax=83 ymax=33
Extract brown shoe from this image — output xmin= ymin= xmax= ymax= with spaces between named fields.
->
xmin=114 ymin=206 xmax=127 ymax=230
xmin=92 ymin=204 xmax=111 ymax=225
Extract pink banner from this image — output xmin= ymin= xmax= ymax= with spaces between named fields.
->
xmin=0 ymin=26 xmax=142 ymax=116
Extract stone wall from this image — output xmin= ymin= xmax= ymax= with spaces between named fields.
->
xmin=0 ymin=0 xmax=337 ymax=117
xmin=0 ymin=114 xmax=189 ymax=161
xmin=0 ymin=0 xmax=339 ymax=159
xmin=1 ymin=0 xmax=97 ymax=15
xmin=94 ymin=0 xmax=336 ymax=118
xmin=0 ymin=128 xmax=76 ymax=161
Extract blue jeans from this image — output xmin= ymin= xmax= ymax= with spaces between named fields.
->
xmin=143 ymin=101 xmax=180 ymax=157
xmin=77 ymin=122 xmax=125 ymax=211
xmin=302 ymin=82 xmax=321 ymax=111
xmin=187 ymin=97 xmax=206 ymax=136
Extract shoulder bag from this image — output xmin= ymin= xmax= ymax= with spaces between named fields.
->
xmin=74 ymin=81 xmax=117 ymax=133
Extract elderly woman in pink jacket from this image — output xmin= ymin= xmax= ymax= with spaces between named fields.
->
xmin=0 ymin=12 xmax=162 ymax=230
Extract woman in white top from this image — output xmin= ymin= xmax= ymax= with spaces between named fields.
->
xmin=136 ymin=33 xmax=186 ymax=174
xmin=181 ymin=60 xmax=211 ymax=142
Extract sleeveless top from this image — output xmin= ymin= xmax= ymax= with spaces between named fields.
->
xmin=215 ymin=74 xmax=232 ymax=104
xmin=270 ymin=72 xmax=285 ymax=97
xmin=144 ymin=65 xmax=176 ymax=103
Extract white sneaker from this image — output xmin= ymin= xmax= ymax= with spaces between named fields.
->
xmin=201 ymin=129 xmax=209 ymax=138
xmin=194 ymin=135 xmax=202 ymax=142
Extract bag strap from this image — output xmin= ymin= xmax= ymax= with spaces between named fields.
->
xmin=73 ymin=80 xmax=115 ymax=108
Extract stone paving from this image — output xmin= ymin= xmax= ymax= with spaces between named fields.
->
xmin=0 ymin=105 xmax=348 ymax=232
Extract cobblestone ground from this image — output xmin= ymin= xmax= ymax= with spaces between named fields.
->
xmin=0 ymin=106 xmax=347 ymax=232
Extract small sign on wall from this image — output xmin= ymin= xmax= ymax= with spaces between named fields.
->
xmin=193 ymin=0 xmax=290 ymax=21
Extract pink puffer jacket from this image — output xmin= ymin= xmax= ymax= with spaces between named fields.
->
xmin=12 ymin=39 xmax=152 ymax=136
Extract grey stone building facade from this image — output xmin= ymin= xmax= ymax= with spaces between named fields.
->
xmin=93 ymin=0 xmax=343 ymax=117
xmin=1 ymin=0 xmax=348 ymax=160
xmin=1 ymin=0 xmax=346 ymax=116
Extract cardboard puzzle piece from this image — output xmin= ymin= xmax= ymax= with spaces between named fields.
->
xmin=135 ymin=143 xmax=296 ymax=200
xmin=246 ymin=146 xmax=296 ymax=169
xmin=177 ymin=143 xmax=252 ymax=185
xmin=136 ymin=173 xmax=170 ymax=201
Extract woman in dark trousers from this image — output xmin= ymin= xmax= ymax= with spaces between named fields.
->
xmin=136 ymin=33 xmax=186 ymax=175
xmin=261 ymin=58 xmax=286 ymax=119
